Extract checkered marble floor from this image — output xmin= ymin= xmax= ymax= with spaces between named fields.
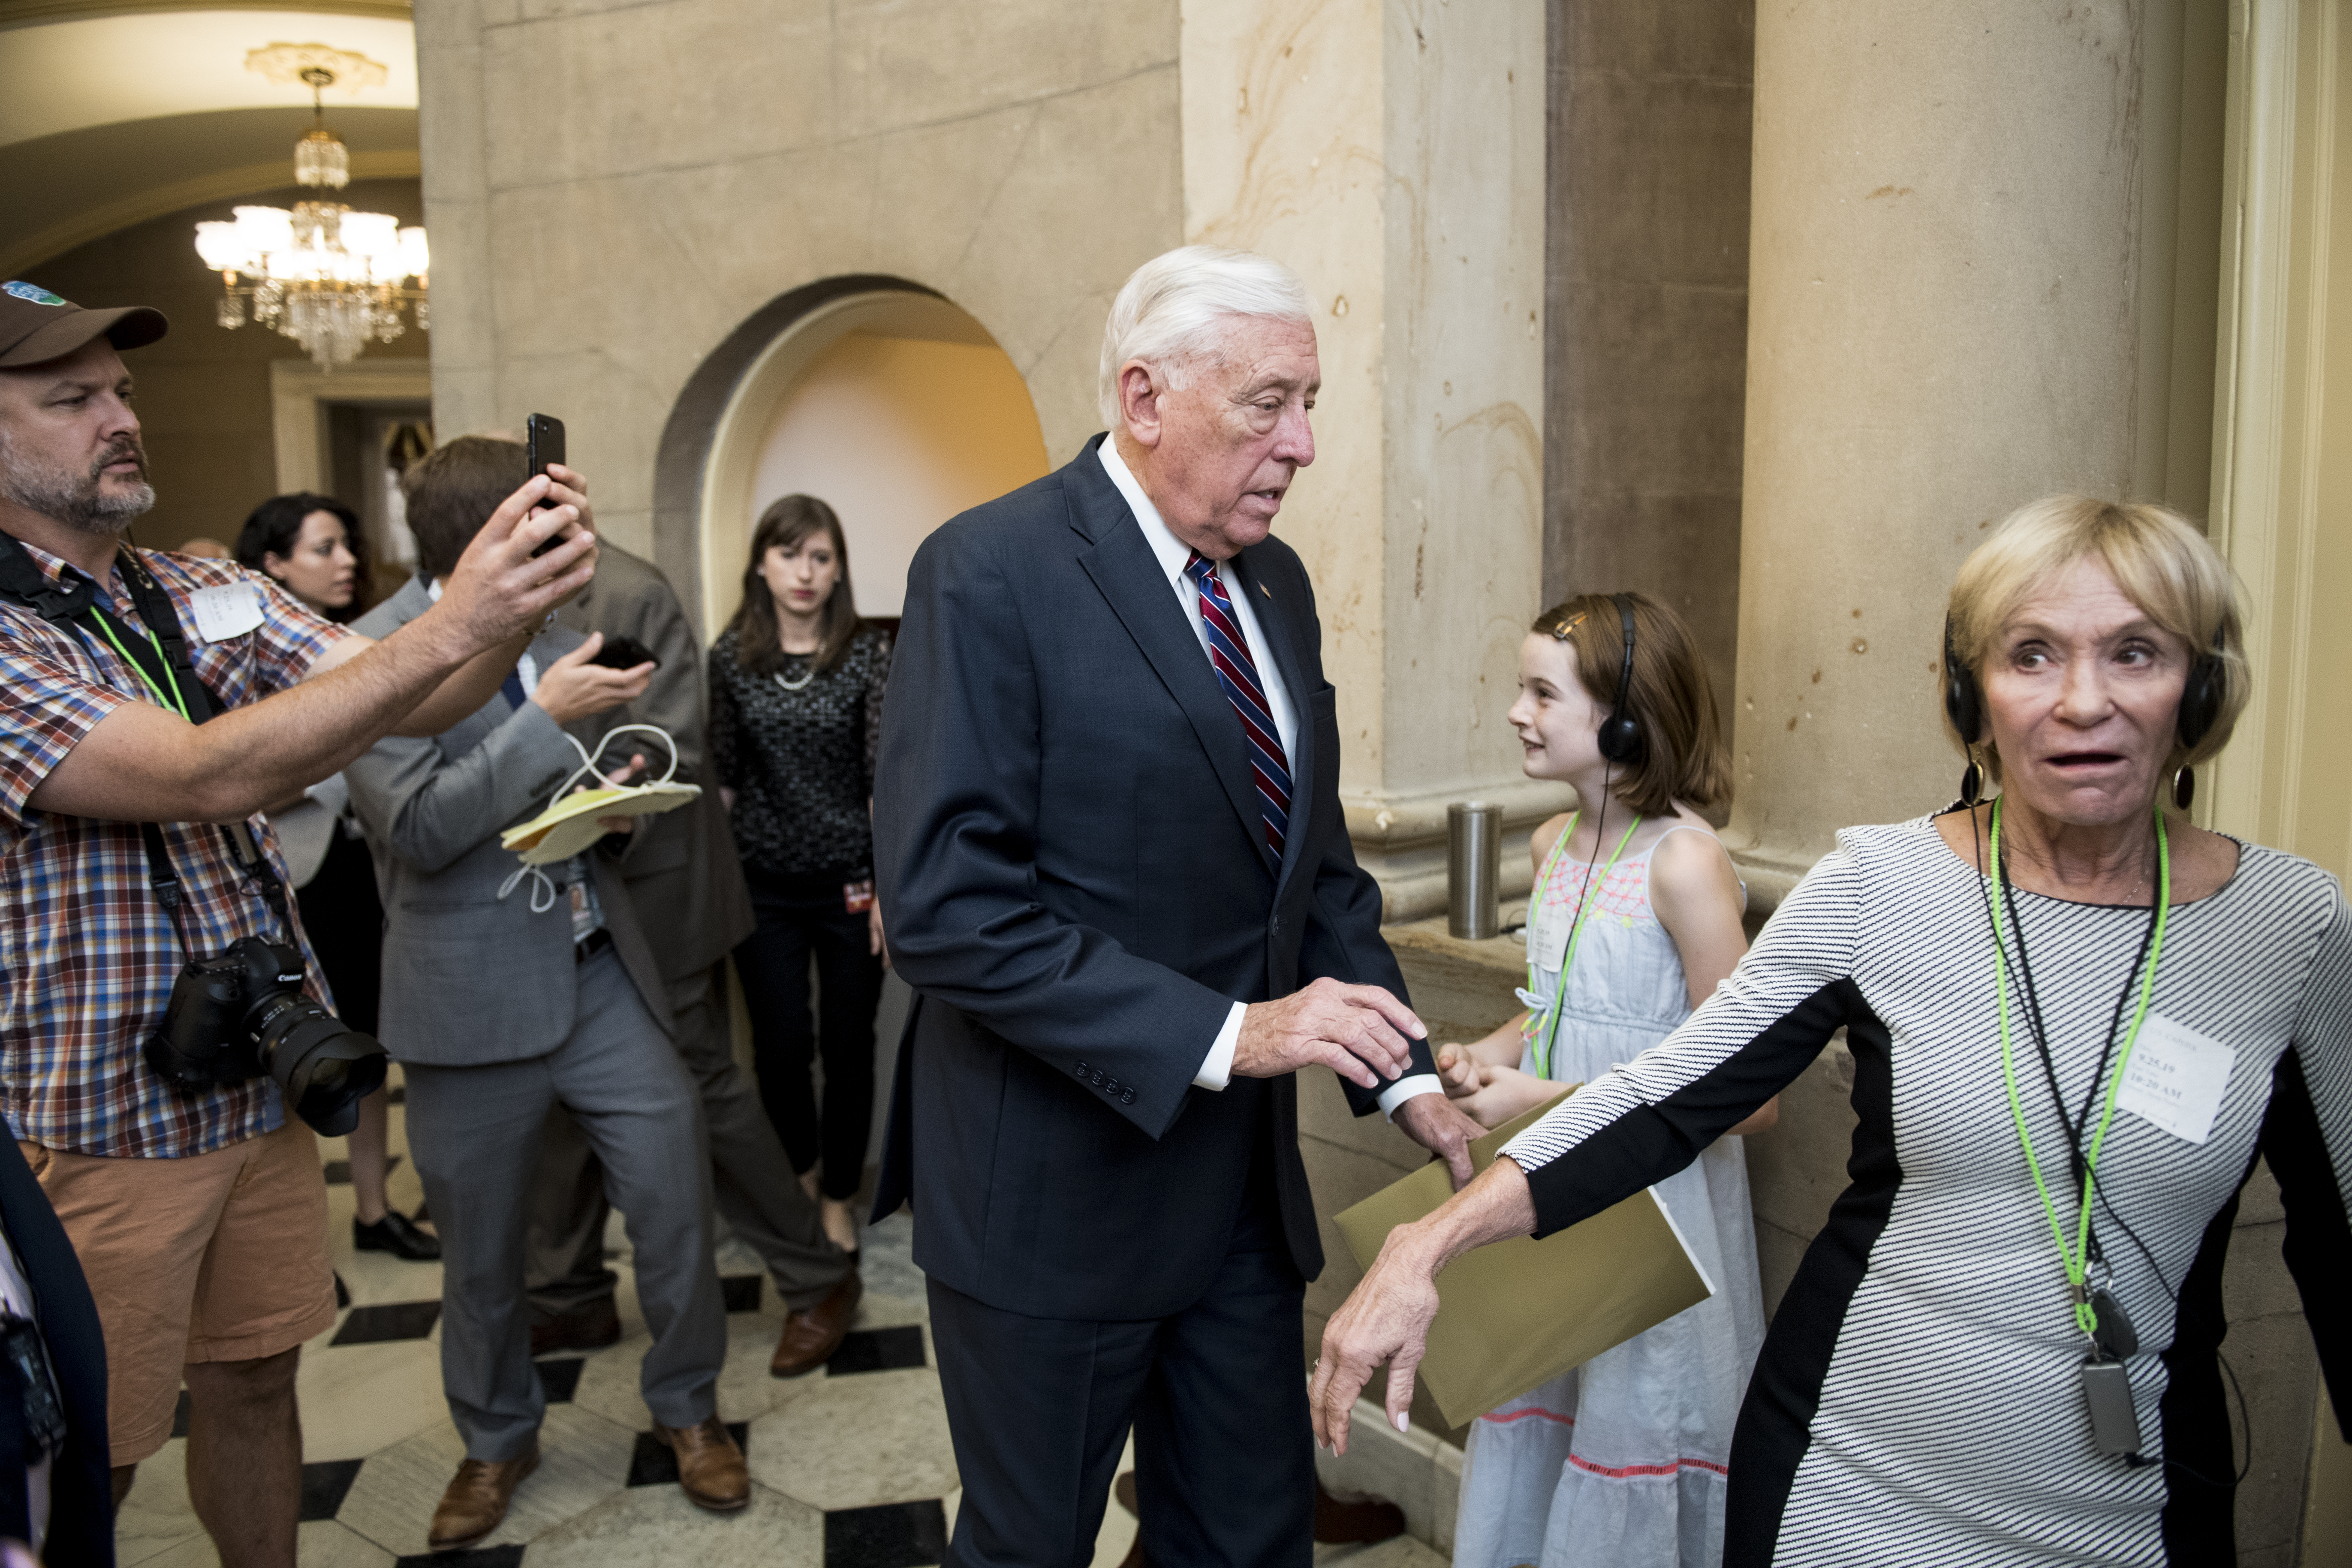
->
xmin=108 ymin=1080 xmax=1449 ymax=1568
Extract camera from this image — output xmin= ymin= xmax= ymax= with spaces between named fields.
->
xmin=143 ymin=936 xmax=388 ymax=1137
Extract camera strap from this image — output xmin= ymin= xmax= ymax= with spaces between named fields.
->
xmin=0 ymin=531 xmax=290 ymax=945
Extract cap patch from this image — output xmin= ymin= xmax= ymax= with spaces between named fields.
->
xmin=2 ymin=283 xmax=67 ymax=307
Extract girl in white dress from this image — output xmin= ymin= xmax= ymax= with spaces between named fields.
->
xmin=1441 ymin=592 xmax=1776 ymax=1568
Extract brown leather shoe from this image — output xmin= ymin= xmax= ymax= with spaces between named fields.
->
xmin=770 ymin=1270 xmax=861 ymax=1378
xmin=1314 ymin=1477 xmax=1407 ymax=1544
xmin=530 ymin=1298 xmax=621 ymax=1357
xmin=427 ymin=1446 xmax=540 ymax=1550
xmin=654 ymin=1415 xmax=750 ymax=1512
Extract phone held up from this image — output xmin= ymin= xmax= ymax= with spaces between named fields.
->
xmin=587 ymin=634 xmax=659 ymax=671
xmin=525 ymin=412 xmax=567 ymax=557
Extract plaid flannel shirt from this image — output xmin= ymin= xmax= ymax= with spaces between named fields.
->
xmin=0 ymin=542 xmax=349 ymax=1157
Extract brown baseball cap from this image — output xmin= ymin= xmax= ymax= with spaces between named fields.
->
xmin=0 ymin=280 xmax=168 ymax=369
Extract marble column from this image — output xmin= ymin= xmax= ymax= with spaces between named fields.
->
xmin=1180 ymin=0 xmax=1560 ymax=920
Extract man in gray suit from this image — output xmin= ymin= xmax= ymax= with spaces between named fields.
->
xmin=525 ymin=541 xmax=861 ymax=1375
xmin=347 ymin=438 xmax=744 ymax=1549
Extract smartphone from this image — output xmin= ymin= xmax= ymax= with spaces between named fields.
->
xmin=525 ymin=413 xmax=567 ymax=557
xmin=588 ymin=634 xmax=660 ymax=671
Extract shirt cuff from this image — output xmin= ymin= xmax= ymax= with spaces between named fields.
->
xmin=1194 ymin=1002 xmax=1246 ymax=1090
xmin=1377 ymin=1074 xmax=1445 ymax=1119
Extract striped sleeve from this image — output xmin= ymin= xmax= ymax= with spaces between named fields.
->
xmin=1503 ymin=831 xmax=1867 ymax=1239
xmin=2265 ymin=877 xmax=2352 ymax=1438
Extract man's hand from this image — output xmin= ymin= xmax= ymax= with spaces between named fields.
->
xmin=1233 ymin=976 xmax=1424 ymax=1090
xmin=586 ymin=752 xmax=648 ymax=835
xmin=430 ymin=473 xmax=599 ymax=651
xmin=1391 ymin=1091 xmax=1484 ymax=1190
xmin=532 ymin=633 xmax=654 ymax=725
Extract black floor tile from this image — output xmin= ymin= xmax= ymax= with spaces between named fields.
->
xmin=394 ymin=1548 xmax=523 ymax=1568
xmin=826 ymin=1498 xmax=949 ymax=1568
xmin=827 ymin=1325 xmax=927 ymax=1376
xmin=536 ymin=1356 xmax=586 ymax=1404
xmin=299 ymin=1457 xmax=364 ymax=1522
xmin=331 ymin=1300 xmax=441 ymax=1346
xmin=625 ymin=1421 xmax=749 ymax=1487
xmin=171 ymin=1387 xmax=189 ymax=1439
xmin=321 ymin=1153 xmax=401 ymax=1186
xmin=721 ymin=1273 xmax=763 ymax=1313
xmin=333 ymin=1271 xmax=351 ymax=1310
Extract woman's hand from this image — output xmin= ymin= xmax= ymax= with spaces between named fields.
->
xmin=531 ymin=633 xmax=654 ymax=725
xmin=868 ymin=900 xmax=889 ymax=968
xmin=1311 ymin=1155 xmax=1540 ymax=1451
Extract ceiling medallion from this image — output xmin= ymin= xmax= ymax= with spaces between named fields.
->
xmin=190 ymin=46 xmax=424 ymax=372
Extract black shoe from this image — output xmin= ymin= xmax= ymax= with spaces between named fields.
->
xmin=353 ymin=1210 xmax=442 ymax=1261
xmin=532 ymin=1298 xmax=623 ymax=1357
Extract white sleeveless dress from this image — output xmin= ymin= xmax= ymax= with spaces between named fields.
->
xmin=1455 ymin=823 xmax=1768 ymax=1568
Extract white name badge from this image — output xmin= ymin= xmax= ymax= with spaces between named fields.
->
xmin=2116 ymin=1014 xmax=2236 ymax=1144
xmin=187 ymin=581 xmax=264 ymax=643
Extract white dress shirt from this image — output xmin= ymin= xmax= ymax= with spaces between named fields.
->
xmin=1096 ymin=440 xmax=1440 ymax=1117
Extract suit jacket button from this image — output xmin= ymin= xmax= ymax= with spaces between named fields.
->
xmin=1121 ymin=1089 xmax=1136 ymax=1104
xmin=1075 ymin=1061 xmax=1089 ymax=1077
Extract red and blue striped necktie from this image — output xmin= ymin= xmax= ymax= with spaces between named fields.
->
xmin=1184 ymin=551 xmax=1292 ymax=859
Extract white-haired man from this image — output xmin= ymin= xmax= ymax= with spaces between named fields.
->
xmin=872 ymin=245 xmax=1485 ymax=1565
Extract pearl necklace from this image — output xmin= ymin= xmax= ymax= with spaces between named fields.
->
xmin=774 ymin=660 xmax=814 ymax=692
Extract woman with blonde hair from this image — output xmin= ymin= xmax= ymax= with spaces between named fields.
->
xmin=1315 ymin=497 xmax=2351 ymax=1565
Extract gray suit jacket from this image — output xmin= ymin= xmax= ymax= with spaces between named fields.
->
xmin=346 ymin=577 xmax=672 ymax=1067
xmin=554 ymin=543 xmax=753 ymax=978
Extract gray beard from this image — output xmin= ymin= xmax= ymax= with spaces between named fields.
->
xmin=0 ymin=432 xmax=155 ymax=536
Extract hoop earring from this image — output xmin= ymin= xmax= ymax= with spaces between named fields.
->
xmin=1958 ymin=753 xmax=1984 ymax=808
xmin=2173 ymin=765 xmax=2195 ymax=813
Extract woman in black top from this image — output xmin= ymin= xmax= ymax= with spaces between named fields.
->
xmin=712 ymin=494 xmax=890 ymax=1257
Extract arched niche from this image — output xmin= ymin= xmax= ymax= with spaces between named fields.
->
xmin=652 ymin=277 xmax=1049 ymax=640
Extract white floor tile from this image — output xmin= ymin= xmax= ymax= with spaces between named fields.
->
xmin=746 ymin=1367 xmax=959 ymax=1511
xmin=525 ymin=1478 xmax=824 ymax=1568
xmin=331 ymin=1402 xmax=637 ymax=1557
xmin=295 ymin=1335 xmax=448 ymax=1463
xmin=114 ymin=1437 xmax=204 ymax=1567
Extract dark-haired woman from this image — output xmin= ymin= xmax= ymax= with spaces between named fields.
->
xmin=712 ymin=495 xmax=890 ymax=1258
xmin=238 ymin=494 xmax=438 ymax=1262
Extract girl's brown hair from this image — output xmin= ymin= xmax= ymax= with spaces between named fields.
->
xmin=1530 ymin=590 xmax=1730 ymax=817
xmin=729 ymin=494 xmax=859 ymax=676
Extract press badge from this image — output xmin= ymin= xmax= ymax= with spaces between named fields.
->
xmin=843 ymin=879 xmax=875 ymax=914
xmin=187 ymin=581 xmax=265 ymax=642
xmin=2116 ymin=1014 xmax=2235 ymax=1144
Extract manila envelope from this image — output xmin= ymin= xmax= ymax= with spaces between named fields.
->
xmin=1333 ymin=1086 xmax=1714 ymax=1430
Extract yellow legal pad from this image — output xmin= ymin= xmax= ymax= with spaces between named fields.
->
xmin=1334 ymin=1086 xmax=1714 ymax=1429
xmin=498 ymin=782 xmax=701 ymax=866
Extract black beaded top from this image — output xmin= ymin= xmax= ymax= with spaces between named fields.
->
xmin=708 ymin=624 xmax=891 ymax=878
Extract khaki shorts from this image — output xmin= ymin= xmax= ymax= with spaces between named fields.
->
xmin=23 ymin=1120 xmax=337 ymax=1466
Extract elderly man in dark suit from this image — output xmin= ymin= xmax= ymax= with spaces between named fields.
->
xmin=524 ymin=540 xmax=860 ymax=1374
xmin=873 ymin=245 xmax=1485 ymax=1568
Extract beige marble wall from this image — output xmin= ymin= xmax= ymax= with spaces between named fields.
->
xmin=413 ymin=0 xmax=1184 ymax=572
xmin=1182 ymin=0 xmax=1558 ymax=918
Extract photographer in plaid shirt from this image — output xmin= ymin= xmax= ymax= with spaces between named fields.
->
xmin=0 ymin=284 xmax=603 ymax=1565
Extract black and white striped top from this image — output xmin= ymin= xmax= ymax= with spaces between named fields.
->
xmin=1503 ymin=816 xmax=2352 ymax=1565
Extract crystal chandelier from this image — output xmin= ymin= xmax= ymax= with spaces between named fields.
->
xmin=193 ymin=60 xmax=427 ymax=371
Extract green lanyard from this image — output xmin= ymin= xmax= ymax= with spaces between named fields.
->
xmin=1525 ymin=810 xmax=1642 ymax=1080
xmin=83 ymin=587 xmax=192 ymax=720
xmin=1986 ymin=797 xmax=2170 ymax=1341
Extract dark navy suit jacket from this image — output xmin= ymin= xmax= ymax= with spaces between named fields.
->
xmin=872 ymin=434 xmax=1433 ymax=1321
xmin=0 ymin=1136 xmax=111 ymax=1565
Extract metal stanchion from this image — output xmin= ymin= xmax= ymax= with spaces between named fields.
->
xmin=1446 ymin=801 xmax=1503 ymax=940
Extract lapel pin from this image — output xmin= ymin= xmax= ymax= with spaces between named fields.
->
xmin=1259 ymin=581 xmax=1271 ymax=598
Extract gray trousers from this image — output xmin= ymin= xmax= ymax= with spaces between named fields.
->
xmin=404 ymin=948 xmax=726 ymax=1459
xmin=524 ymin=961 xmax=851 ymax=1317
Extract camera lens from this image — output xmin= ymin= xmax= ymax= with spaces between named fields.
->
xmin=250 ymin=993 xmax=387 ymax=1138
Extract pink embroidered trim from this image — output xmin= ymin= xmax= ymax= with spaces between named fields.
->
xmin=1565 ymin=1453 xmax=1730 ymax=1480
xmin=1477 ymin=1407 xmax=1575 ymax=1427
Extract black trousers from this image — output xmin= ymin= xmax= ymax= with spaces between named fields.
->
xmin=295 ymin=826 xmax=383 ymax=1035
xmin=926 ymin=1163 xmax=1314 ymax=1568
xmin=733 ymin=866 xmax=885 ymax=1201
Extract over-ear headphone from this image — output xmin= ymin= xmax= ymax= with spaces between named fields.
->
xmin=1596 ymin=593 xmax=1644 ymax=765
xmin=1942 ymin=614 xmax=2229 ymax=803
